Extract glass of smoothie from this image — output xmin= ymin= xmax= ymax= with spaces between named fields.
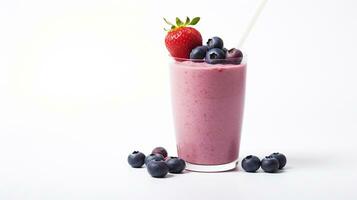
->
xmin=163 ymin=16 xmax=251 ymax=172
xmin=170 ymin=57 xmax=246 ymax=172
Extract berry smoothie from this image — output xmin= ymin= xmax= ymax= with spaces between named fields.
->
xmin=170 ymin=61 xmax=246 ymax=166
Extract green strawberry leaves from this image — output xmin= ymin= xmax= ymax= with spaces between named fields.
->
xmin=163 ymin=16 xmax=200 ymax=31
xmin=176 ymin=17 xmax=183 ymax=26
xmin=185 ymin=17 xmax=190 ymax=25
xmin=189 ymin=17 xmax=200 ymax=25
xmin=164 ymin=18 xmax=174 ymax=26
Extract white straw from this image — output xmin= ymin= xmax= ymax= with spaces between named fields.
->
xmin=237 ymin=0 xmax=268 ymax=48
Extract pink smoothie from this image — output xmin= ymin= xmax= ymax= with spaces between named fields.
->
xmin=170 ymin=61 xmax=246 ymax=165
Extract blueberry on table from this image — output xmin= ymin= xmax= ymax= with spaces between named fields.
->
xmin=190 ymin=46 xmax=209 ymax=60
xmin=205 ymin=48 xmax=226 ymax=64
xmin=241 ymin=155 xmax=261 ymax=172
xmin=261 ymin=156 xmax=280 ymax=173
xmin=207 ymin=36 xmax=224 ymax=49
xmin=225 ymin=48 xmax=243 ymax=64
xmin=145 ymin=153 xmax=165 ymax=165
xmin=146 ymin=160 xmax=169 ymax=178
xmin=269 ymin=152 xmax=287 ymax=169
xmin=166 ymin=157 xmax=186 ymax=173
xmin=127 ymin=151 xmax=146 ymax=168
xmin=151 ymin=147 xmax=168 ymax=158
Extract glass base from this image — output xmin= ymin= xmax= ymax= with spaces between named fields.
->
xmin=185 ymin=160 xmax=238 ymax=172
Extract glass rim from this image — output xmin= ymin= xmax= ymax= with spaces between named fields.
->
xmin=168 ymin=52 xmax=247 ymax=65
xmin=169 ymin=55 xmax=247 ymax=66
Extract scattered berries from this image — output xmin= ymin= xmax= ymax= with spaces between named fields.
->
xmin=146 ymin=160 xmax=169 ymax=178
xmin=240 ymin=152 xmax=287 ymax=173
xmin=152 ymin=147 xmax=168 ymax=158
xmin=166 ymin=157 xmax=186 ymax=173
xmin=129 ymin=148 xmax=287 ymax=177
xmin=269 ymin=153 xmax=287 ymax=169
xmin=128 ymin=148 xmax=186 ymax=178
xmin=241 ymin=155 xmax=261 ymax=172
xmin=145 ymin=153 xmax=165 ymax=165
xmin=261 ymin=156 xmax=280 ymax=173
xmin=127 ymin=151 xmax=146 ymax=168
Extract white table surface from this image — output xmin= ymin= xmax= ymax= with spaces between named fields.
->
xmin=1 ymin=97 xmax=356 ymax=200
xmin=1 ymin=0 xmax=357 ymax=199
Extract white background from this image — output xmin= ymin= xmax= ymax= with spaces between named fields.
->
xmin=1 ymin=0 xmax=357 ymax=199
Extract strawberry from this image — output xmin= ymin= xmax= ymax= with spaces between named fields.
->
xmin=164 ymin=17 xmax=202 ymax=59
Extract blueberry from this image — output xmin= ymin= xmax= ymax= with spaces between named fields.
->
xmin=222 ymin=47 xmax=228 ymax=53
xmin=241 ymin=155 xmax=261 ymax=172
xmin=269 ymin=152 xmax=287 ymax=169
xmin=165 ymin=157 xmax=186 ymax=173
xmin=151 ymin=147 xmax=168 ymax=158
xmin=261 ymin=156 xmax=280 ymax=173
xmin=146 ymin=160 xmax=169 ymax=178
xmin=190 ymin=46 xmax=209 ymax=61
xmin=127 ymin=151 xmax=146 ymax=168
xmin=205 ymin=48 xmax=226 ymax=64
xmin=145 ymin=153 xmax=164 ymax=165
xmin=225 ymin=48 xmax=243 ymax=64
xmin=207 ymin=36 xmax=224 ymax=49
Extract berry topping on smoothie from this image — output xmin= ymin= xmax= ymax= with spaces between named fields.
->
xmin=205 ymin=48 xmax=226 ymax=64
xmin=226 ymin=48 xmax=243 ymax=64
xmin=189 ymin=46 xmax=208 ymax=60
xmin=164 ymin=17 xmax=244 ymax=65
xmin=164 ymin=17 xmax=202 ymax=59
xmin=207 ymin=36 xmax=224 ymax=49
